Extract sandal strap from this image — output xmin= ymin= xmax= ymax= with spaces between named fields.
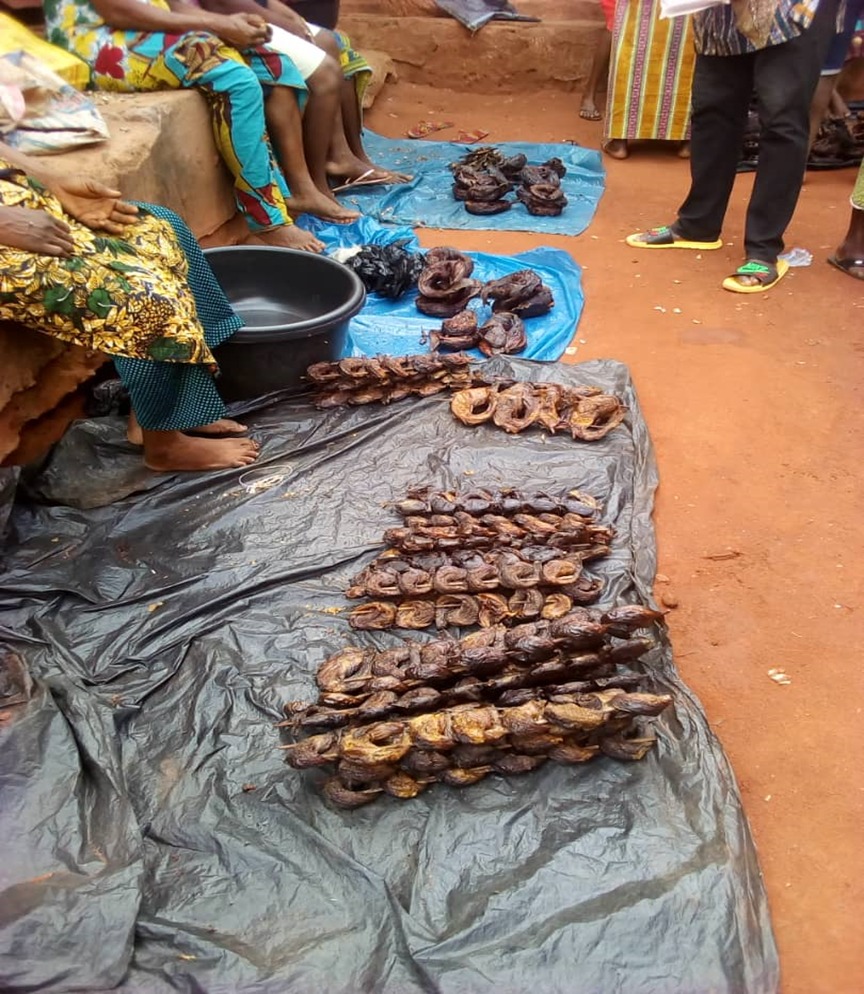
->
xmin=736 ymin=260 xmax=776 ymax=276
xmin=731 ymin=260 xmax=777 ymax=284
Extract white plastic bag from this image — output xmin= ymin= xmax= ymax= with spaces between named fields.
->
xmin=0 ymin=51 xmax=108 ymax=155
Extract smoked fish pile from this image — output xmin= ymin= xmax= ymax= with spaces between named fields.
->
xmin=450 ymin=146 xmax=569 ymax=218
xmin=347 ymin=487 xmax=613 ymax=632
xmin=281 ymin=603 xmax=671 ymax=808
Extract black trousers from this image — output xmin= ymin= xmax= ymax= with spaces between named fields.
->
xmin=675 ymin=0 xmax=840 ymax=263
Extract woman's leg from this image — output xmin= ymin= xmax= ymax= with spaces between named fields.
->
xmin=171 ymin=41 xmax=348 ymax=234
xmin=91 ymin=32 xmax=323 ymax=251
xmin=116 ymin=358 xmax=258 ymax=470
xmin=830 ymin=161 xmax=864 ymax=277
xmin=314 ymin=27 xmax=411 ymax=182
xmin=580 ymin=29 xmax=612 ymax=121
xmin=258 ymin=83 xmax=359 ymax=221
xmin=300 ymin=55 xmax=353 ymax=194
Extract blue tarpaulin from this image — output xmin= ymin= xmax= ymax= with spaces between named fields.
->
xmin=303 ymin=215 xmax=584 ymax=362
xmin=334 ymin=133 xmax=605 ymax=236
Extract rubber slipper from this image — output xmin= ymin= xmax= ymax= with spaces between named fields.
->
xmin=827 ymin=254 xmax=864 ymax=280
xmin=331 ymin=168 xmax=391 ymax=194
xmin=455 ymin=129 xmax=490 ymax=144
xmin=579 ymin=108 xmax=602 ymax=121
xmin=722 ymin=258 xmax=790 ymax=294
xmin=625 ymin=225 xmax=723 ymax=250
xmin=406 ymin=120 xmax=454 ymax=139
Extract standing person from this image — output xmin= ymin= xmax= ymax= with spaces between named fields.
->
xmin=602 ymin=0 xmax=695 ymax=159
xmin=43 ymin=0 xmax=360 ymax=242
xmin=828 ymin=160 xmax=864 ymax=279
xmin=0 ymin=142 xmax=259 ymax=472
xmin=579 ymin=0 xmax=615 ymax=122
xmin=626 ymin=0 xmax=843 ymax=293
xmin=809 ymin=0 xmax=864 ymax=147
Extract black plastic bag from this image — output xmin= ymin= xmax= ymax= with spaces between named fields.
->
xmin=346 ymin=242 xmax=426 ymax=299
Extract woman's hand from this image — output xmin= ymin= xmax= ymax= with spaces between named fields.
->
xmin=274 ymin=6 xmax=314 ymax=40
xmin=49 ymin=177 xmax=139 ymax=234
xmin=214 ymin=12 xmax=271 ymax=49
xmin=0 ymin=206 xmax=75 ymax=256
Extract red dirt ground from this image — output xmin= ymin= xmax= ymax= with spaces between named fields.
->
xmin=366 ymin=83 xmax=864 ymax=994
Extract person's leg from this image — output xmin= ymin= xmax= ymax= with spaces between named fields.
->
xmin=830 ymin=161 xmax=864 ymax=277
xmin=311 ymin=25 xmax=411 ymax=182
xmin=810 ymin=73 xmax=840 ymax=147
xmin=674 ymin=51 xmax=755 ymax=242
xmin=257 ymin=82 xmax=359 ymax=221
xmin=743 ymin=0 xmax=842 ymax=266
xmin=812 ymin=0 xmax=862 ymax=144
xmin=300 ymin=54 xmax=349 ymax=194
xmin=144 ymin=33 xmax=325 ymax=249
xmin=580 ymin=29 xmax=612 ymax=121
xmin=115 ymin=202 xmax=261 ymax=469
xmin=116 ymin=358 xmax=259 ymax=471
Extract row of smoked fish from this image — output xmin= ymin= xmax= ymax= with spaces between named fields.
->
xmin=347 ymin=487 xmax=613 ymax=632
xmin=305 ymin=354 xmax=626 ymax=441
xmin=281 ymin=603 xmax=670 ymax=808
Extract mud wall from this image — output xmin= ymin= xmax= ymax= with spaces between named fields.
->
xmin=338 ymin=0 xmax=605 ymax=94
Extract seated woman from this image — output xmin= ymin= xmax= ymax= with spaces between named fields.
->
xmin=0 ymin=141 xmax=259 ymax=472
xmin=43 ymin=0 xmax=360 ymax=243
xmin=198 ymin=0 xmax=408 ymax=188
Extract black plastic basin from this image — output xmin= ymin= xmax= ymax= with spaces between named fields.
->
xmin=204 ymin=245 xmax=366 ymax=402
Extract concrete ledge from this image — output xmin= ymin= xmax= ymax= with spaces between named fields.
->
xmin=340 ymin=0 xmax=603 ymax=20
xmin=63 ymin=90 xmax=237 ymax=242
xmin=339 ymin=15 xmax=605 ymax=93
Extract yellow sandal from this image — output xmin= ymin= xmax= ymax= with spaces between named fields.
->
xmin=722 ymin=259 xmax=789 ymax=294
xmin=625 ymin=225 xmax=723 ymax=250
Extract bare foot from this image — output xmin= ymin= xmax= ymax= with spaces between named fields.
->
xmin=247 ymin=225 xmax=324 ymax=254
xmin=603 ymin=139 xmax=629 ymax=160
xmin=579 ymin=99 xmax=602 ymax=122
xmin=128 ymin=416 xmax=248 ymax=446
xmin=328 ymin=158 xmax=412 ymax=186
xmin=285 ymin=191 xmax=361 ymax=225
xmin=143 ymin=432 xmax=260 ymax=472
xmin=354 ymin=152 xmax=412 ymax=183
xmin=187 ymin=418 xmax=248 ymax=437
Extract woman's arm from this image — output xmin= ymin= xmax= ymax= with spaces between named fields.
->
xmin=198 ymin=0 xmax=312 ymax=38
xmin=89 ymin=0 xmax=269 ymax=47
xmin=90 ymin=0 xmax=219 ymax=33
xmin=0 ymin=141 xmax=138 ymax=234
xmin=0 ymin=141 xmax=55 ymax=186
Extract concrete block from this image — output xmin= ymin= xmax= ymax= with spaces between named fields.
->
xmin=338 ymin=15 xmax=606 ymax=93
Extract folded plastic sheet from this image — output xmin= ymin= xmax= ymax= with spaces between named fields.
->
xmin=0 ymin=359 xmax=778 ymax=993
xmin=433 ymin=0 xmax=533 ymax=31
xmin=336 ymin=133 xmax=605 ymax=236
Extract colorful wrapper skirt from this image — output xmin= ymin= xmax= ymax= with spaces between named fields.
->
xmin=605 ymin=0 xmax=695 ymax=142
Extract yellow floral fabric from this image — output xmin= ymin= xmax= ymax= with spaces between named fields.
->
xmin=0 ymin=162 xmax=214 ymax=364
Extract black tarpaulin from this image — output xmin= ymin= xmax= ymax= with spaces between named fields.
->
xmin=0 ymin=359 xmax=779 ymax=994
